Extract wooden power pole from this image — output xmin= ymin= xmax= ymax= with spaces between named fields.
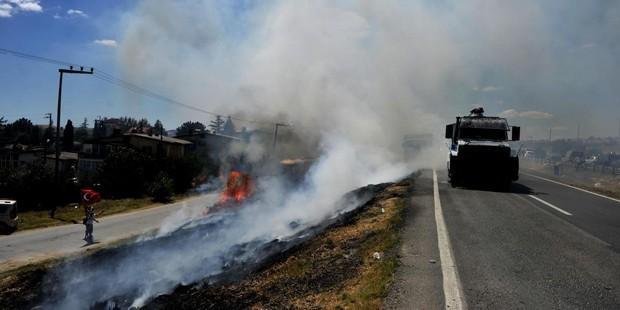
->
xmin=54 ymin=66 xmax=93 ymax=192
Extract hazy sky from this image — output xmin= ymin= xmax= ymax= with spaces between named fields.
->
xmin=1 ymin=0 xmax=619 ymax=139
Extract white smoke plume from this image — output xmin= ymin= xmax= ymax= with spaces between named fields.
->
xmin=118 ymin=0 xmax=449 ymax=153
xmin=116 ymin=1 xmax=620 ymax=140
xmin=46 ymin=0 xmax=620 ymax=307
xmin=48 ymin=2 xmax=446 ymax=307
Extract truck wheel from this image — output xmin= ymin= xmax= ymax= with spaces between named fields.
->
xmin=450 ymin=176 xmax=459 ymax=188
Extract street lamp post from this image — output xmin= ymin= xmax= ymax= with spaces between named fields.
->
xmin=272 ymin=123 xmax=289 ymax=152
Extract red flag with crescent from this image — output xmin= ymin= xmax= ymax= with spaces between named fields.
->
xmin=80 ymin=189 xmax=101 ymax=205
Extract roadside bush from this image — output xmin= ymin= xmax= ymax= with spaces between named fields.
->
xmin=148 ymin=172 xmax=174 ymax=202
xmin=98 ymin=147 xmax=156 ymax=198
xmin=0 ymin=162 xmax=57 ymax=210
xmin=163 ymin=154 xmax=204 ymax=193
xmin=98 ymin=146 xmax=216 ymax=199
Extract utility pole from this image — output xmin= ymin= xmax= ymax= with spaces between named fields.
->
xmin=272 ymin=123 xmax=289 ymax=152
xmin=577 ymin=124 xmax=580 ymax=140
xmin=54 ymin=66 xmax=93 ymax=198
xmin=44 ymin=112 xmax=52 ymax=128
xmin=43 ymin=113 xmax=52 ymax=164
xmin=548 ymin=127 xmax=552 ymax=141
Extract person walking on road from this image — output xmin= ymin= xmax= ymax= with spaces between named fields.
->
xmin=83 ymin=205 xmax=99 ymax=243
xmin=80 ymin=188 xmax=102 ymax=244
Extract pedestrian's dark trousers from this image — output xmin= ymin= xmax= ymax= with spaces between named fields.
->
xmin=86 ymin=224 xmax=93 ymax=236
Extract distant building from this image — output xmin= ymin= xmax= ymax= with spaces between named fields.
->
xmin=86 ymin=133 xmax=192 ymax=159
xmin=44 ymin=151 xmax=79 ymax=175
xmin=175 ymin=131 xmax=241 ymax=158
xmin=78 ymin=133 xmax=193 ymax=183
xmin=125 ymin=133 xmax=192 ymax=158
xmin=0 ymin=144 xmax=46 ymax=169
xmin=93 ymin=118 xmax=123 ymax=138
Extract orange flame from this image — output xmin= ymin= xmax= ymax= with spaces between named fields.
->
xmin=219 ymin=171 xmax=254 ymax=204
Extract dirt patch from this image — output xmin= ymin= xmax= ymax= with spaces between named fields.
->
xmin=144 ymin=178 xmax=412 ymax=310
xmin=0 ymin=264 xmax=49 ymax=309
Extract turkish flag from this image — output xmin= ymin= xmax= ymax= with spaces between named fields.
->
xmin=80 ymin=189 xmax=101 ymax=205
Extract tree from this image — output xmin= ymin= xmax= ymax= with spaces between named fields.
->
xmin=164 ymin=154 xmax=203 ymax=193
xmin=153 ymin=120 xmax=166 ymax=136
xmin=98 ymin=146 xmax=156 ymax=198
xmin=62 ymin=119 xmax=74 ymax=151
xmin=137 ymin=118 xmax=151 ymax=130
xmin=75 ymin=118 xmax=89 ymax=142
xmin=176 ymin=121 xmax=206 ymax=136
xmin=209 ymin=115 xmax=224 ymax=133
xmin=0 ymin=161 xmax=55 ymax=210
xmin=10 ymin=118 xmax=33 ymax=132
xmin=4 ymin=118 xmax=38 ymax=144
xmin=93 ymin=118 xmax=106 ymax=138
xmin=148 ymin=172 xmax=174 ymax=202
xmin=222 ymin=116 xmax=236 ymax=135
xmin=118 ymin=116 xmax=138 ymax=133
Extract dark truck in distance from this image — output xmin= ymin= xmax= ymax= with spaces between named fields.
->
xmin=445 ymin=108 xmax=520 ymax=190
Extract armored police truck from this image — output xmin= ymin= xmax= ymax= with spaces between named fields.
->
xmin=445 ymin=108 xmax=520 ymax=190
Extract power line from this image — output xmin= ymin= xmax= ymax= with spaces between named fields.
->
xmin=0 ymin=47 xmax=279 ymax=126
xmin=0 ymin=47 xmax=80 ymax=67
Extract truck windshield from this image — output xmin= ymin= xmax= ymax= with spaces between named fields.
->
xmin=458 ymin=117 xmax=509 ymax=141
xmin=459 ymin=128 xmax=507 ymax=141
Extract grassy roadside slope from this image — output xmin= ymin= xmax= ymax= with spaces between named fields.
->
xmin=14 ymin=194 xmax=193 ymax=231
xmin=0 ymin=177 xmax=414 ymax=309
xmin=147 ymin=177 xmax=413 ymax=309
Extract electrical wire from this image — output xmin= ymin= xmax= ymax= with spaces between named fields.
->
xmin=0 ymin=47 xmax=281 ymax=126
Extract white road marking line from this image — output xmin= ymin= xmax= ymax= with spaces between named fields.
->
xmin=433 ymin=169 xmax=466 ymax=310
xmin=513 ymin=194 xmax=612 ymax=248
xmin=522 ymin=171 xmax=620 ymax=204
xmin=527 ymin=195 xmax=573 ymax=216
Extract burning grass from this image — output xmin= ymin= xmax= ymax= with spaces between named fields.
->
xmin=144 ymin=178 xmax=412 ymax=309
xmin=0 ymin=177 xmax=413 ymax=309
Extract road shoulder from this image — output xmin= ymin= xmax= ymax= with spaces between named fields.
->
xmin=385 ymin=170 xmax=444 ymax=309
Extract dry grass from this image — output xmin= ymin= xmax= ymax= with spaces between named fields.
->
xmin=225 ymin=181 xmax=411 ymax=310
xmin=16 ymin=195 xmax=191 ymax=231
xmin=294 ymin=196 xmax=405 ymax=309
xmin=140 ymin=179 xmax=413 ymax=309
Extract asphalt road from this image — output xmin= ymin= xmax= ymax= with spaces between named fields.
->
xmin=0 ymin=193 xmax=217 ymax=272
xmin=388 ymin=169 xmax=620 ymax=309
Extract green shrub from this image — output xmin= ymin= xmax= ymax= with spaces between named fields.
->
xmin=148 ymin=172 xmax=174 ymax=202
xmin=0 ymin=162 xmax=56 ymax=210
xmin=98 ymin=146 xmax=216 ymax=198
xmin=98 ymin=146 xmax=156 ymax=198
